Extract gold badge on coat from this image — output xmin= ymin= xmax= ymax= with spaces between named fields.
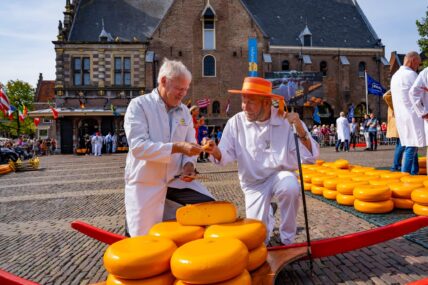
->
xmin=179 ymin=118 xmax=186 ymax=125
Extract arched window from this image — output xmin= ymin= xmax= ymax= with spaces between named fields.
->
xmin=320 ymin=61 xmax=328 ymax=76
xmin=203 ymin=55 xmax=216 ymax=77
xmin=212 ymin=101 xmax=220 ymax=114
xmin=358 ymin=61 xmax=366 ymax=77
xmin=282 ymin=60 xmax=290 ymax=71
xmin=202 ymin=7 xmax=215 ymax=50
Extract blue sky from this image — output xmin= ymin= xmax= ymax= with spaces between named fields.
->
xmin=0 ymin=0 xmax=426 ymax=87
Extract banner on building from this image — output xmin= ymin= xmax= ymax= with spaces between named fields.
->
xmin=248 ymin=37 xmax=258 ymax=77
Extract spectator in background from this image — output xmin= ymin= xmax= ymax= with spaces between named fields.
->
xmin=363 ymin=114 xmax=371 ymax=150
xmin=112 ymin=132 xmax=118 ymax=153
xmin=349 ymin=117 xmax=358 ymax=150
xmin=380 ymin=122 xmax=387 ymax=144
xmin=367 ymin=113 xmax=379 ymax=151
xmin=336 ymin=112 xmax=350 ymax=152
xmin=105 ymin=132 xmax=113 ymax=154
xmin=197 ymin=116 xmax=209 ymax=162
xmin=190 ymin=105 xmax=200 ymax=141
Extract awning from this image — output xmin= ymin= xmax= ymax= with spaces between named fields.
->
xmin=28 ymin=107 xmax=127 ymax=118
xmin=263 ymin=53 xmax=272 ymax=63
xmin=302 ymin=55 xmax=312 ymax=64
xmin=340 ymin=56 xmax=350 ymax=65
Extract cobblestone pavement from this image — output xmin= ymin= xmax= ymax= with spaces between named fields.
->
xmin=0 ymin=145 xmax=427 ymax=285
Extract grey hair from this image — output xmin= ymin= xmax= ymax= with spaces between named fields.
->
xmin=157 ymin=58 xmax=192 ymax=84
xmin=340 ymin=111 xmax=345 ymax=117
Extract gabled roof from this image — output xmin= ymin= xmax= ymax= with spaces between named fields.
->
xmin=68 ymin=0 xmax=174 ymax=42
xmin=241 ymin=0 xmax=381 ymax=48
xmin=35 ymin=81 xmax=55 ymax=103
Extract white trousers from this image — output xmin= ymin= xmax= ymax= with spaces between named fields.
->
xmin=94 ymin=144 xmax=102 ymax=156
xmin=244 ymin=171 xmax=300 ymax=245
xmin=364 ymin=132 xmax=371 ymax=148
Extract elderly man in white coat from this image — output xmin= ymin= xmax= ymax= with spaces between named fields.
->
xmin=410 ymin=66 xmax=428 ymax=170
xmin=391 ymin=51 xmax=423 ymax=175
xmin=335 ymin=112 xmax=351 ymax=152
xmin=124 ymin=59 xmax=214 ymax=237
xmin=203 ymin=77 xmax=320 ymax=245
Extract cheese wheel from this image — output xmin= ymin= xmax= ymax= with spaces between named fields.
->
xmin=413 ymin=203 xmax=428 ymax=216
xmin=337 ymin=173 xmax=355 ymax=179
xmin=171 ymin=238 xmax=249 ymax=284
xmin=321 ymin=162 xmax=335 ymax=168
xmin=303 ymin=172 xmax=317 ymax=183
xmin=336 ymin=193 xmax=355 ymax=206
xmin=323 ymin=178 xmax=348 ymax=190
xmin=392 ymin=198 xmax=414 ymax=209
xmin=352 ymin=175 xmax=379 ymax=182
xmin=311 ymin=185 xmax=325 ymax=195
xmin=380 ymin=172 xmax=409 ymax=179
xmin=353 ymin=185 xmax=391 ymax=202
xmin=390 ymin=183 xmax=423 ymax=199
xmin=411 ymin=189 xmax=428 ymax=206
xmin=304 ymin=183 xmax=312 ymax=191
xmin=315 ymin=160 xmax=325 ymax=166
xmin=368 ymin=179 xmax=400 ymax=186
xmin=204 ymin=218 xmax=266 ymax=250
xmin=354 ymin=199 xmax=394 ymax=214
xmin=365 ymin=170 xmax=391 ymax=176
xmin=401 ymin=175 xmax=428 ymax=184
xmin=351 ymin=167 xmax=374 ymax=173
xmin=323 ymin=189 xmax=337 ymax=200
xmin=174 ymin=270 xmax=251 ymax=285
xmin=418 ymin=157 xmax=426 ymax=168
xmin=148 ymin=221 xmax=204 ymax=247
xmin=176 ymin=201 xmax=237 ymax=226
xmin=104 ymin=236 xmax=177 ymax=279
xmin=334 ymin=159 xmax=349 ymax=169
xmin=337 ymin=181 xmax=368 ymax=195
xmin=106 ymin=272 xmax=175 ymax=285
xmin=311 ymin=175 xmax=336 ymax=186
xmin=419 ymin=168 xmax=427 ymax=175
xmin=247 ymin=244 xmax=268 ymax=271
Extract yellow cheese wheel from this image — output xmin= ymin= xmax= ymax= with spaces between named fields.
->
xmin=336 ymin=181 xmax=368 ymax=195
xmin=176 ymin=201 xmax=237 ymax=226
xmin=354 ymin=199 xmax=394 ymax=214
xmin=148 ymin=221 xmax=204 ymax=247
xmin=336 ymin=193 xmax=355 ymax=206
xmin=365 ymin=170 xmax=391 ymax=176
xmin=390 ymin=183 xmax=423 ymax=199
xmin=320 ymin=162 xmax=335 ymax=168
xmin=323 ymin=178 xmax=348 ymax=190
xmin=323 ymin=189 xmax=338 ymax=200
xmin=368 ymin=179 xmax=400 ymax=186
xmin=247 ymin=244 xmax=268 ymax=271
xmin=174 ymin=270 xmax=251 ymax=285
xmin=315 ymin=159 xmax=325 ymax=166
xmin=106 ymin=272 xmax=175 ymax=285
xmin=419 ymin=168 xmax=427 ymax=175
xmin=204 ymin=218 xmax=266 ymax=250
xmin=351 ymin=167 xmax=374 ymax=173
xmin=311 ymin=175 xmax=336 ymax=186
xmin=304 ymin=183 xmax=312 ymax=191
xmin=353 ymin=185 xmax=391 ymax=202
xmin=401 ymin=175 xmax=428 ymax=184
xmin=311 ymin=185 xmax=325 ymax=195
xmin=103 ymin=236 xmax=177 ymax=279
xmin=171 ymin=238 xmax=249 ymax=284
xmin=380 ymin=172 xmax=409 ymax=179
xmin=413 ymin=203 xmax=428 ymax=216
xmin=352 ymin=175 xmax=379 ymax=182
xmin=337 ymin=173 xmax=356 ymax=179
xmin=334 ymin=159 xmax=350 ymax=169
xmin=316 ymin=168 xmax=335 ymax=174
xmin=303 ymin=172 xmax=317 ymax=183
xmin=418 ymin=157 xmax=426 ymax=168
xmin=392 ymin=198 xmax=414 ymax=209
xmin=411 ymin=189 xmax=428 ymax=206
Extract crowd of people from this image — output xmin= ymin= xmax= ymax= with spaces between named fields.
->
xmin=0 ymin=136 xmax=57 ymax=157
xmin=78 ymin=131 xmax=128 ymax=156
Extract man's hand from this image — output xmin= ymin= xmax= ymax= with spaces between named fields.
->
xmin=283 ymin=112 xmax=306 ymax=137
xmin=172 ymin=142 xmax=203 ymax=156
xmin=201 ymin=138 xmax=222 ymax=161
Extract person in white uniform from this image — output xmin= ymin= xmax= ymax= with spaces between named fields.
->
xmin=92 ymin=132 xmax=103 ymax=156
xmin=203 ymin=77 xmax=320 ymax=245
xmin=124 ymin=59 xmax=214 ymax=237
xmin=335 ymin=112 xmax=351 ymax=152
xmin=390 ymin=51 xmax=423 ymax=174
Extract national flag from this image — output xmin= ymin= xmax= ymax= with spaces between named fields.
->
xmin=347 ymin=104 xmax=354 ymax=123
xmin=197 ymin=98 xmax=211 ymax=108
xmin=313 ymin=106 xmax=321 ymax=124
xmin=50 ymin=106 xmax=59 ymax=119
xmin=7 ymin=105 xmax=15 ymax=120
xmin=367 ymin=73 xmax=386 ymax=96
xmin=110 ymin=103 xmax=119 ymax=116
xmin=18 ymin=106 xmax=25 ymax=122
xmin=0 ymin=85 xmax=10 ymax=115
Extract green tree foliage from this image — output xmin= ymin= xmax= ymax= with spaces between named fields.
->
xmin=0 ymin=80 xmax=35 ymax=137
xmin=416 ymin=7 xmax=428 ymax=67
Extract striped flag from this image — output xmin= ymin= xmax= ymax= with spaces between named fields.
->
xmin=18 ymin=106 xmax=25 ymax=122
xmin=0 ymin=85 xmax=10 ymax=115
xmin=197 ymin=98 xmax=211 ymax=108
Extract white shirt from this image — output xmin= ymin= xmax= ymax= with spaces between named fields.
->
xmin=391 ymin=66 xmax=425 ymax=147
xmin=409 ymin=67 xmax=428 ymax=144
xmin=336 ymin=116 xmax=350 ymax=141
xmin=124 ymin=88 xmax=195 ymax=185
xmin=212 ymin=108 xmax=320 ymax=188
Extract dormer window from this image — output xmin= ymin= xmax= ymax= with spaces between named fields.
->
xmin=299 ymin=25 xmax=312 ymax=47
xmin=201 ymin=5 xmax=216 ymax=50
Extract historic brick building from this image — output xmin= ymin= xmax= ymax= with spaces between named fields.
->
xmin=34 ymin=0 xmax=390 ymax=153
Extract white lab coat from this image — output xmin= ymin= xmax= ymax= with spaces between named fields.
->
xmin=124 ymin=89 xmax=213 ymax=237
xmin=391 ymin=66 xmax=425 ymax=147
xmin=336 ymin=116 xmax=350 ymax=142
xmin=409 ymin=67 xmax=428 ymax=144
xmin=211 ymin=108 xmax=320 ymax=244
xmin=92 ymin=135 xmax=103 ymax=156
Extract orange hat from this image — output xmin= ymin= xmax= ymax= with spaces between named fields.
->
xmin=228 ymin=77 xmax=287 ymax=115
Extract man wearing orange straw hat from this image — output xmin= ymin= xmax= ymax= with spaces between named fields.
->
xmin=203 ymin=77 xmax=320 ymax=245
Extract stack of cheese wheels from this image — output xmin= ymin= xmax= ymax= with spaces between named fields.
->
xmin=353 ymin=185 xmax=394 ymax=213
xmin=148 ymin=221 xmax=205 ymax=247
xmin=419 ymin=157 xmax=427 ymax=175
xmin=336 ymin=181 xmax=368 ymax=206
xmin=323 ymin=178 xmax=348 ymax=200
xmin=401 ymin=175 xmax=428 ymax=184
xmin=389 ymin=182 xmax=422 ymax=209
xmin=411 ymin=187 xmax=428 ymax=216
xmin=351 ymin=175 xmax=380 ymax=183
xmin=103 ymin=236 xmax=177 ymax=285
xmin=311 ymin=175 xmax=336 ymax=195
